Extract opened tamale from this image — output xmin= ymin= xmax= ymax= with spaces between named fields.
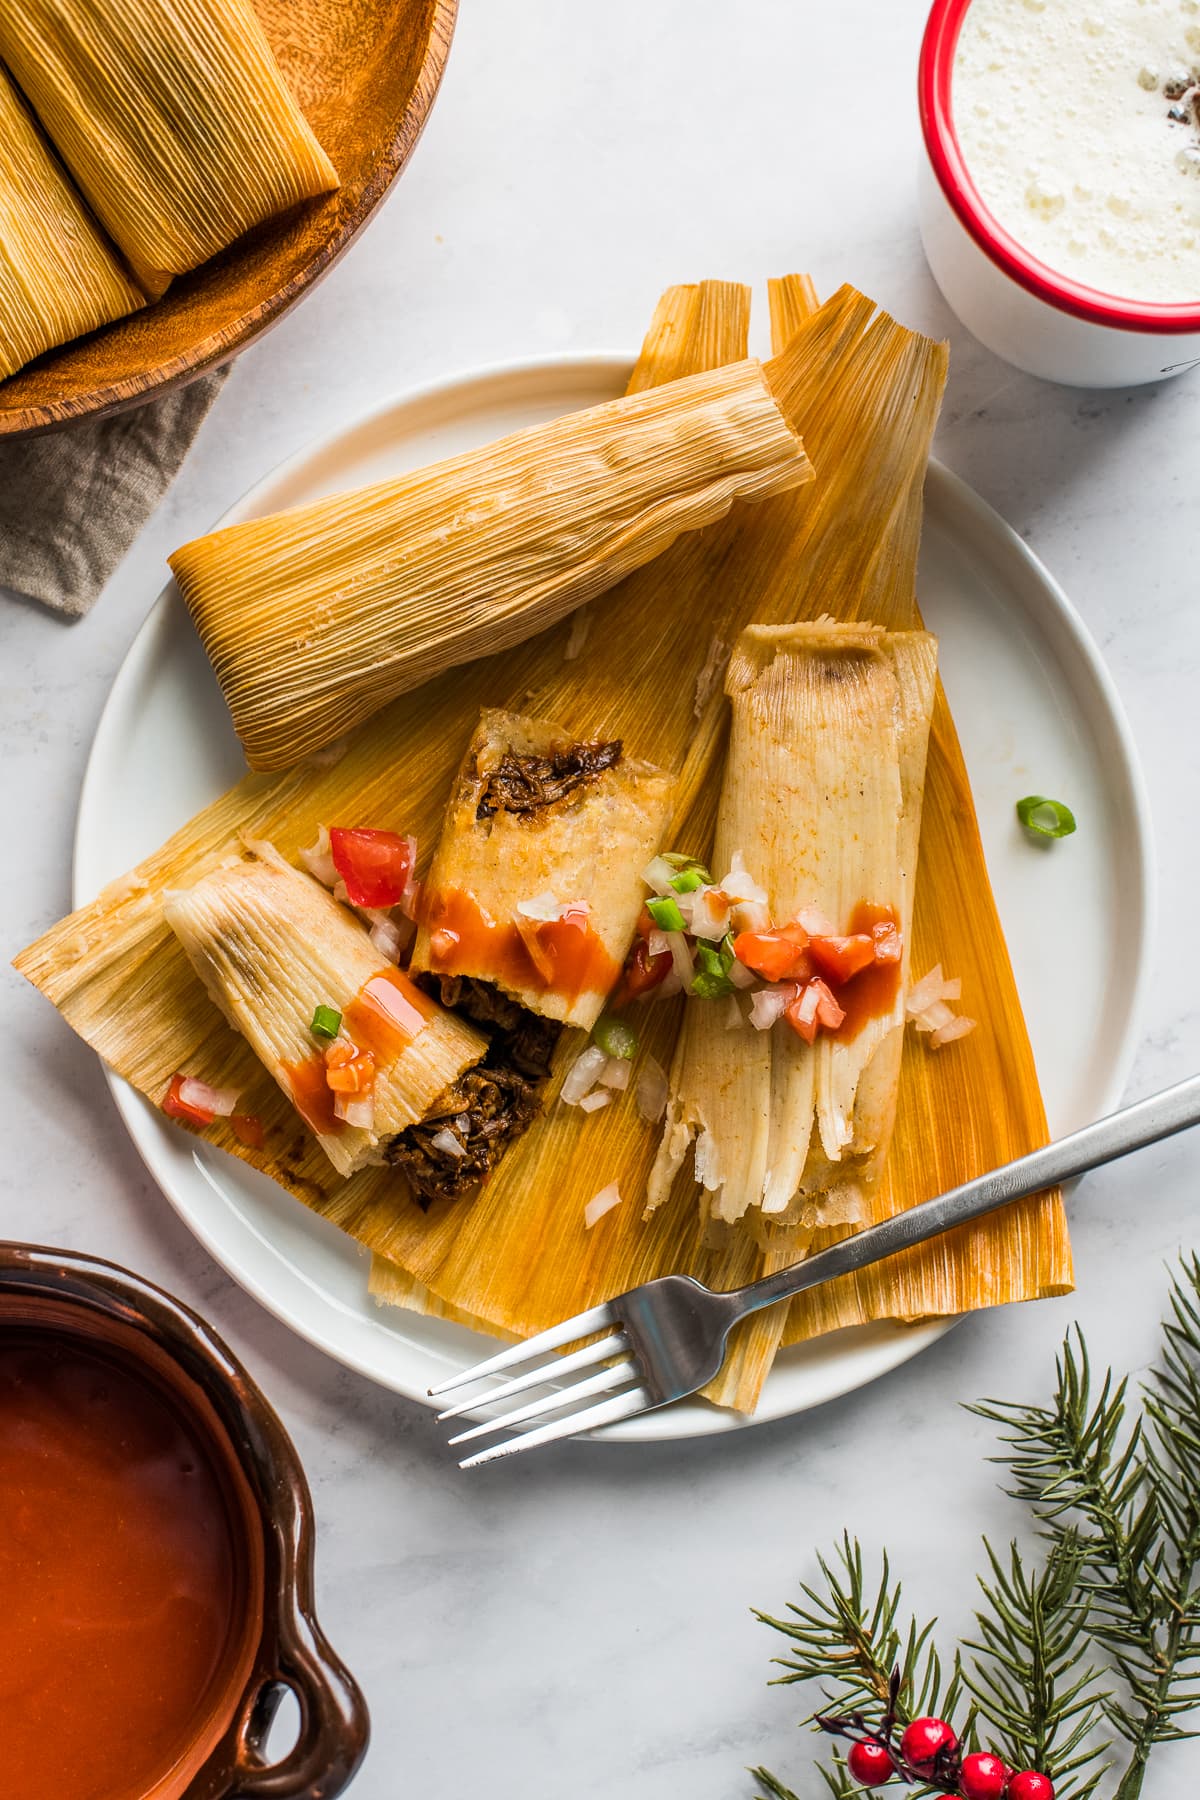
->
xmin=411 ymin=709 xmax=674 ymax=1030
xmin=164 ymin=845 xmax=485 ymax=1177
xmin=167 ymin=357 xmax=815 ymax=772
xmin=15 ymin=278 xmax=1071 ymax=1417
xmin=0 ymin=0 xmax=338 ymax=299
xmin=0 ymin=65 xmax=143 ymax=380
xmin=649 ymin=621 xmax=937 ymax=1242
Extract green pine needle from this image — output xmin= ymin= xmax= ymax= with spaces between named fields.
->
xmin=755 ymin=1258 xmax=1200 ymax=1800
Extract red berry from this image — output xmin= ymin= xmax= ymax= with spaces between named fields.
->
xmin=1008 ymin=1774 xmax=1055 ymax=1800
xmin=959 ymin=1752 xmax=1010 ymax=1800
xmin=847 ymin=1738 xmax=895 ymax=1787
xmin=900 ymin=1717 xmax=957 ymax=1770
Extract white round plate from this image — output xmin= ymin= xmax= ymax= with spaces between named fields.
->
xmin=75 ymin=355 xmax=1154 ymax=1442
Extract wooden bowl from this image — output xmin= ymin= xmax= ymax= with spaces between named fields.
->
xmin=0 ymin=0 xmax=457 ymax=438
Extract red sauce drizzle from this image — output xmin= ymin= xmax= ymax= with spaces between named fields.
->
xmin=422 ymin=888 xmax=619 ymax=1004
xmin=0 ymin=1331 xmax=248 ymax=1800
xmin=342 ymin=967 xmax=434 ymax=1060
xmin=282 ymin=1054 xmax=341 ymax=1136
xmin=832 ymin=902 xmax=903 ymax=1040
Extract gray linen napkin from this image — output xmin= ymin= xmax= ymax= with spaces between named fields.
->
xmin=0 ymin=366 xmax=230 ymax=618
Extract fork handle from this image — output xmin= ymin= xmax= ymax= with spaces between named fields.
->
xmin=725 ymin=1073 xmax=1200 ymax=1324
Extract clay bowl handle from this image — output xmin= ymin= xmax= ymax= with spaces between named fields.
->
xmin=230 ymin=1614 xmax=368 ymax=1799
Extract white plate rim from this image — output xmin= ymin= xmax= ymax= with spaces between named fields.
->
xmin=72 ymin=351 xmax=1156 ymax=1442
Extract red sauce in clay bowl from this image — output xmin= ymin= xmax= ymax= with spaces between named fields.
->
xmin=0 ymin=1243 xmax=369 ymax=1800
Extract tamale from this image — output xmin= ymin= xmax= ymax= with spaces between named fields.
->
xmin=648 ymin=622 xmax=938 ymax=1241
xmin=167 ymin=357 xmax=815 ymax=772
xmin=410 ymin=709 xmax=674 ymax=1030
xmin=0 ymin=65 xmax=143 ymax=380
xmin=0 ymin=0 xmax=338 ymax=299
xmin=14 ymin=279 xmax=1072 ymax=1418
xmin=163 ymin=845 xmax=485 ymax=1178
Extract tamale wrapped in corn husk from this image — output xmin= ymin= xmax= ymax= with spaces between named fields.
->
xmin=167 ymin=358 xmax=815 ymax=772
xmin=15 ymin=277 xmax=1071 ymax=1417
xmin=410 ymin=709 xmax=674 ymax=1029
xmin=649 ymin=621 xmax=937 ymax=1240
xmin=164 ymin=845 xmax=485 ymax=1177
xmin=0 ymin=65 xmax=143 ymax=380
xmin=0 ymin=0 xmax=338 ymax=298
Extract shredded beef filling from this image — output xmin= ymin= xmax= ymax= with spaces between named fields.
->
xmin=475 ymin=738 xmax=622 ymax=819
xmin=387 ymin=975 xmax=561 ymax=1206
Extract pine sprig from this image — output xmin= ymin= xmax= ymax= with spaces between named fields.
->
xmin=960 ymin=1536 xmax=1109 ymax=1797
xmin=754 ymin=1258 xmax=1200 ymax=1800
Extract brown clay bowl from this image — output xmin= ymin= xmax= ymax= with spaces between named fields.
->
xmin=0 ymin=1241 xmax=369 ymax=1799
xmin=0 ymin=0 xmax=457 ymax=438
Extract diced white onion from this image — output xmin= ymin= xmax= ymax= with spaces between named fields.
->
xmin=914 ymin=998 xmax=956 ymax=1034
xmin=931 ymin=1015 xmax=978 ymax=1048
xmin=723 ymin=994 xmax=744 ymax=1031
xmin=584 ymin=1181 xmax=623 ymax=1228
xmin=579 ymin=1089 xmax=612 ymax=1114
xmin=178 ymin=1077 xmax=240 ymax=1117
xmin=656 ymin=969 xmax=684 ymax=1000
xmin=647 ymin=928 xmax=671 ymax=957
xmin=719 ymin=851 xmax=769 ymax=908
xmin=599 ymin=1057 xmax=631 ymax=1091
xmin=636 ymin=1055 xmax=668 ymax=1124
xmin=641 ymin=856 xmax=677 ymax=897
xmin=750 ymin=985 xmax=793 ymax=1031
xmin=369 ymin=918 xmax=408 ymax=965
xmin=666 ymin=930 xmax=695 ymax=986
xmin=299 ymin=826 xmax=337 ymax=890
xmin=516 ymin=890 xmax=563 ymax=922
xmin=797 ymin=905 xmax=837 ymax=938
xmin=430 ymin=1126 xmax=467 ymax=1159
xmin=728 ymin=956 xmax=757 ymax=990
xmin=564 ymin=609 xmax=591 ymax=661
xmin=907 ymin=963 xmax=954 ymax=1017
xmin=689 ymin=886 xmax=731 ymax=941
xmin=560 ymin=1044 xmax=608 ymax=1106
xmin=334 ymin=1093 xmax=375 ymax=1131
xmin=732 ymin=899 xmax=771 ymax=934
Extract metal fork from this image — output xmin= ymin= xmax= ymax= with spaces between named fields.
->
xmin=430 ymin=1073 xmax=1200 ymax=1467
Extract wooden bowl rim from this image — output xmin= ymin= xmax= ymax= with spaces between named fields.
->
xmin=0 ymin=0 xmax=458 ymax=440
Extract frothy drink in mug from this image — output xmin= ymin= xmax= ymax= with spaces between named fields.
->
xmin=954 ymin=0 xmax=1200 ymax=304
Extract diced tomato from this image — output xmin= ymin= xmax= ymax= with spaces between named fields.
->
xmin=809 ymin=933 xmax=877 ymax=985
xmin=329 ymin=827 xmax=415 ymax=909
xmin=784 ymin=979 xmax=846 ymax=1044
xmin=161 ymin=1072 xmax=216 ymax=1128
xmin=732 ymin=923 xmax=812 ymax=983
xmin=230 ymin=1112 xmax=265 ymax=1150
xmin=324 ymin=1042 xmax=376 ymax=1096
xmin=616 ymin=913 xmax=672 ymax=1004
xmin=871 ymin=920 xmax=903 ymax=964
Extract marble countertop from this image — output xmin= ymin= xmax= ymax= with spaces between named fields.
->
xmin=3 ymin=3 xmax=1198 ymax=1795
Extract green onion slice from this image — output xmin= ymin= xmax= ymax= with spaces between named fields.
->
xmin=593 ymin=1014 xmax=638 ymax=1060
xmin=311 ymin=1004 xmax=343 ymax=1041
xmin=691 ymin=940 xmax=736 ymax=998
xmin=669 ymin=868 xmax=707 ymax=894
xmin=1016 ymin=795 xmax=1077 ymax=840
xmin=646 ymin=895 xmax=687 ymax=933
xmin=691 ymin=970 xmax=733 ymax=999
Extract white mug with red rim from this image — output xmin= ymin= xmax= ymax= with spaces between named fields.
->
xmin=918 ymin=0 xmax=1200 ymax=387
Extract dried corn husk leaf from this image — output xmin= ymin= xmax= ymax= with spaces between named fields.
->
xmin=15 ymin=274 xmax=1069 ymax=1417
xmin=0 ymin=0 xmax=338 ymax=298
xmin=168 ymin=357 xmax=815 ymax=771
xmin=650 ymin=622 xmax=937 ymax=1239
xmin=0 ymin=66 xmax=144 ymax=379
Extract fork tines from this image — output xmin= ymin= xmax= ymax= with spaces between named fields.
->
xmin=428 ymin=1301 xmax=650 ymax=1467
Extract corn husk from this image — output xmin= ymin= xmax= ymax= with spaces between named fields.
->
xmin=0 ymin=64 xmax=144 ymax=379
xmin=410 ymin=709 xmax=674 ymax=1029
xmin=0 ymin=0 xmax=338 ymax=298
xmin=649 ymin=622 xmax=937 ymax=1240
xmin=164 ymin=845 xmax=485 ymax=1177
xmin=15 ymin=276 xmax=1071 ymax=1416
xmin=168 ymin=357 xmax=815 ymax=771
